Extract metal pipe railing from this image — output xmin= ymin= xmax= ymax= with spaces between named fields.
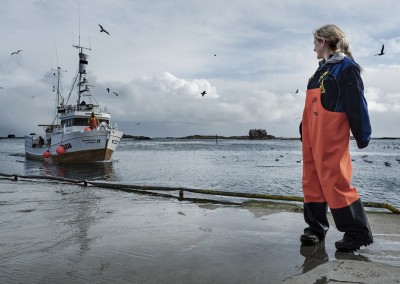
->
xmin=1 ymin=173 xmax=399 ymax=214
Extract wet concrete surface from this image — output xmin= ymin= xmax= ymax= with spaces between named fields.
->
xmin=0 ymin=179 xmax=399 ymax=283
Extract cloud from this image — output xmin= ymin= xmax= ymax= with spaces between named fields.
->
xmin=365 ymin=87 xmax=400 ymax=113
xmin=112 ymin=71 xmax=304 ymax=123
xmin=2 ymin=0 xmax=400 ymax=137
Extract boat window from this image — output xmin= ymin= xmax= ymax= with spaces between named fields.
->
xmin=61 ymin=118 xmax=109 ymax=126
xmin=74 ymin=118 xmax=88 ymax=126
xmin=61 ymin=119 xmax=73 ymax=127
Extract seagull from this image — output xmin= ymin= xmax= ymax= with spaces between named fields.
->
xmin=112 ymin=91 xmax=119 ymax=96
xmin=201 ymin=91 xmax=206 ymax=97
xmin=375 ymin=44 xmax=385 ymax=56
xmin=98 ymin=24 xmax=110 ymax=35
xmin=11 ymin=49 xmax=23 ymax=55
xmin=106 ymin=88 xmax=110 ymax=93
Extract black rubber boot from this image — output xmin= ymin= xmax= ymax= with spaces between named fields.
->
xmin=301 ymin=202 xmax=329 ymax=245
xmin=331 ymin=199 xmax=373 ymax=252
xmin=335 ymin=233 xmax=373 ymax=252
xmin=300 ymin=231 xmax=324 ymax=245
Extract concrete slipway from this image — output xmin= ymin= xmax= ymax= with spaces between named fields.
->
xmin=0 ymin=178 xmax=399 ymax=283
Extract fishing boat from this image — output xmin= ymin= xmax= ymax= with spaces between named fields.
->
xmin=25 ymin=44 xmax=123 ymax=163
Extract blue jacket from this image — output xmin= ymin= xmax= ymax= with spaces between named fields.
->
xmin=301 ymin=52 xmax=372 ymax=149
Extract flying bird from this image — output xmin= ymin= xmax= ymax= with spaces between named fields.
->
xmin=106 ymin=88 xmax=110 ymax=93
xmin=295 ymin=89 xmax=299 ymax=93
xmin=11 ymin=49 xmax=23 ymax=55
xmin=375 ymin=44 xmax=385 ymax=56
xmin=112 ymin=91 xmax=119 ymax=96
xmin=98 ymin=24 xmax=110 ymax=35
xmin=201 ymin=91 xmax=206 ymax=97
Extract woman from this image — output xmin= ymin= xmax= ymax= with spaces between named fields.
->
xmin=300 ymin=24 xmax=373 ymax=252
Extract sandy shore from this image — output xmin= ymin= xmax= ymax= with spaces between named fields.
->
xmin=0 ymin=178 xmax=399 ymax=283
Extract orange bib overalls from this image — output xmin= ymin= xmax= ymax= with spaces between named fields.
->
xmin=302 ymin=88 xmax=372 ymax=239
xmin=89 ymin=117 xmax=98 ymax=130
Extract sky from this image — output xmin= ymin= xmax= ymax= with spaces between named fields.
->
xmin=1 ymin=0 xmax=400 ymax=138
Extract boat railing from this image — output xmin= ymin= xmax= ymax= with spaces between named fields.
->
xmin=64 ymin=104 xmax=109 ymax=114
xmin=52 ymin=121 xmax=118 ymax=134
xmin=98 ymin=121 xmax=111 ymax=131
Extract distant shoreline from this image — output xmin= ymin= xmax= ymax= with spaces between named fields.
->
xmin=2 ymin=135 xmax=400 ymax=140
xmin=122 ymin=134 xmax=282 ymax=140
xmin=120 ymin=135 xmax=400 ymax=140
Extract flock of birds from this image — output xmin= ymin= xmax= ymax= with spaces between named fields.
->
xmin=97 ymin=25 xmax=124 ymax=97
xmin=97 ymin=23 xmax=208 ymax=98
xmin=105 ymin=87 xmax=119 ymax=96
xmin=3 ymin=27 xmax=388 ymax=100
xmin=101 ymin=23 xmax=211 ymax=97
xmin=271 ymin=152 xmax=398 ymax=167
xmin=5 ymin=25 xmax=122 ymax=98
xmin=268 ymin=143 xmax=400 ymax=166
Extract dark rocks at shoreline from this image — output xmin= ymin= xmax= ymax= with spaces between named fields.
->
xmin=122 ymin=134 xmax=151 ymax=140
xmin=178 ymin=135 xmax=249 ymax=140
xmin=0 ymin=135 xmax=23 ymax=139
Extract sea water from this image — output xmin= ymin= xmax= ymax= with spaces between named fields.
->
xmin=1 ymin=137 xmax=400 ymax=283
xmin=0 ymin=138 xmax=399 ymax=208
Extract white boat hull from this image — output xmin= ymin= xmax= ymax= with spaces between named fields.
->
xmin=25 ymin=128 xmax=123 ymax=164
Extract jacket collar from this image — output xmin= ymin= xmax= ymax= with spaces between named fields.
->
xmin=318 ymin=51 xmax=346 ymax=68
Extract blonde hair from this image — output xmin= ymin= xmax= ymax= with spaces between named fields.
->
xmin=314 ymin=24 xmax=354 ymax=60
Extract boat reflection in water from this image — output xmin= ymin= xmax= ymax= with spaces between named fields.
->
xmin=24 ymin=159 xmax=116 ymax=181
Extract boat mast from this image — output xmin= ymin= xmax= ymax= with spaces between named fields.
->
xmin=52 ymin=66 xmax=66 ymax=123
xmin=73 ymin=6 xmax=92 ymax=107
xmin=73 ymin=44 xmax=91 ymax=106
